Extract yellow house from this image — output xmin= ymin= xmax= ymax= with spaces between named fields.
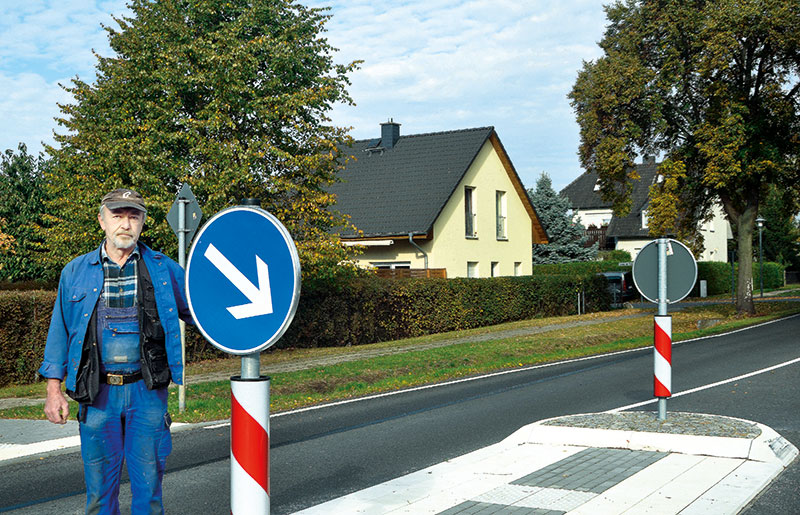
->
xmin=330 ymin=121 xmax=548 ymax=278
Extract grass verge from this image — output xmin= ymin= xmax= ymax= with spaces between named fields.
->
xmin=2 ymin=301 xmax=798 ymax=423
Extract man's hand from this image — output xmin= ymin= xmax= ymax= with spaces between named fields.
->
xmin=44 ymin=378 xmax=70 ymax=424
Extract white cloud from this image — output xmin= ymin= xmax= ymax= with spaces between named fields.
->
xmin=2 ymin=0 xmax=609 ymax=190
xmin=310 ymin=0 xmax=608 ymax=189
xmin=0 ymin=72 xmax=70 ymax=153
xmin=0 ymin=0 xmax=130 ymax=154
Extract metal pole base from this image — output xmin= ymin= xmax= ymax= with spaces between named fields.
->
xmin=657 ymin=398 xmax=667 ymax=421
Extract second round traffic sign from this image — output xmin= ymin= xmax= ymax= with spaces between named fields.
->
xmin=632 ymin=239 xmax=697 ymax=304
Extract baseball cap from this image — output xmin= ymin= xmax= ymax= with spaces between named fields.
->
xmin=101 ymin=188 xmax=147 ymax=214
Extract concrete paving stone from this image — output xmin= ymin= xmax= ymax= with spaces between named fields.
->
xmin=679 ymin=460 xmax=783 ymax=514
xmin=472 ymin=485 xmax=541 ymax=506
xmin=512 ymin=448 xmax=669 ymax=494
xmin=438 ymin=502 xmax=565 ymax=515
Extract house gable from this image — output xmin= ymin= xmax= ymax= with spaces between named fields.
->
xmin=329 ymin=123 xmax=547 ymax=277
xmin=330 ymin=126 xmax=496 ymax=240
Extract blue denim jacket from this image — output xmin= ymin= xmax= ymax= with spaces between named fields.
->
xmin=39 ymin=242 xmax=192 ymax=391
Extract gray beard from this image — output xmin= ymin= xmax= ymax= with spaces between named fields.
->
xmin=111 ymin=235 xmax=136 ymax=250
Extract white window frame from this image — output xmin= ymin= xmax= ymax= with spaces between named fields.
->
xmin=496 ymin=190 xmax=507 ymax=240
xmin=465 ymin=186 xmax=477 ymax=238
xmin=467 ymin=261 xmax=479 ymax=278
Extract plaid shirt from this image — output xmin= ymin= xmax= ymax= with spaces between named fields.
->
xmin=101 ymin=243 xmax=140 ymax=308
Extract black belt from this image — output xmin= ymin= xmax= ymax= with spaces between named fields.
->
xmin=101 ymin=371 xmax=143 ymax=385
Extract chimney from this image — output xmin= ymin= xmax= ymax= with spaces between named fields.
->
xmin=380 ymin=119 xmax=400 ymax=149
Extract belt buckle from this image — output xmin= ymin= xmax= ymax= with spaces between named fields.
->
xmin=107 ymin=373 xmax=124 ymax=386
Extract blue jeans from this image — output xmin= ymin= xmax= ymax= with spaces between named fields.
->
xmin=79 ymin=381 xmax=171 ymax=515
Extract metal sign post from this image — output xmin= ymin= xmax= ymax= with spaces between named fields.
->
xmin=185 ymin=201 xmax=301 ymax=515
xmin=656 ymin=239 xmax=669 ymax=420
xmin=633 ymin=238 xmax=697 ymax=422
xmin=168 ymin=183 xmax=202 ymax=413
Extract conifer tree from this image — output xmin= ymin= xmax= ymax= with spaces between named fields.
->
xmin=528 ymin=172 xmax=598 ymax=264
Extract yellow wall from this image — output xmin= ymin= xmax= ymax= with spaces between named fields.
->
xmin=352 ymin=140 xmax=534 ymax=277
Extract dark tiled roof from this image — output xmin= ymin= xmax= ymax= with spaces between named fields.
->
xmin=329 ymin=127 xmax=495 ymax=239
xmin=561 ymin=160 xmax=660 ymax=239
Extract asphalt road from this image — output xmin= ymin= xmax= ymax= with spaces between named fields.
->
xmin=2 ymin=313 xmax=798 ymax=514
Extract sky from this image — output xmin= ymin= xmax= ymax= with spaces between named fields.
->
xmin=0 ymin=0 xmax=609 ymax=192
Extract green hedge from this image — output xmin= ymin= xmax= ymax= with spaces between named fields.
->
xmin=752 ymin=262 xmax=785 ymax=290
xmin=1 ymin=274 xmax=611 ymax=385
xmin=693 ymin=262 xmax=732 ymax=296
xmin=0 ymin=290 xmax=219 ymax=387
xmin=279 ymin=274 xmax=610 ymax=348
xmin=533 ymin=261 xmax=632 ymax=276
xmin=534 ymin=260 xmax=788 ymax=299
xmin=0 ymin=291 xmax=55 ymax=387
xmin=693 ymin=261 xmax=785 ymax=296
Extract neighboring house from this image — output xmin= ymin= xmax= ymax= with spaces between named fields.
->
xmin=329 ymin=121 xmax=548 ymax=278
xmin=561 ymin=157 xmax=730 ymax=262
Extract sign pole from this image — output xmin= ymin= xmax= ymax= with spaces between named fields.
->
xmin=178 ymin=199 xmax=187 ymax=413
xmin=185 ymin=199 xmax=301 ymax=515
xmin=168 ymin=183 xmax=203 ymax=414
xmin=232 ymin=199 xmax=270 ymax=514
xmin=656 ymin=238 xmax=670 ymax=420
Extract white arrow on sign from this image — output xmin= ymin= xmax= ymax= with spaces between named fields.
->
xmin=204 ymin=243 xmax=273 ymax=319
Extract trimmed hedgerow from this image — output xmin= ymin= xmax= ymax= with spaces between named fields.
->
xmin=1 ymin=274 xmax=611 ymax=385
xmin=277 ymin=274 xmax=610 ymax=349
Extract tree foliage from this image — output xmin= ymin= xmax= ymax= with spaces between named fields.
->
xmin=0 ymin=144 xmax=51 ymax=281
xmin=42 ymin=0 xmax=361 ymax=282
xmin=569 ymin=0 xmax=800 ymax=314
xmin=754 ymin=184 xmax=800 ymax=270
xmin=527 ymin=172 xmax=598 ymax=264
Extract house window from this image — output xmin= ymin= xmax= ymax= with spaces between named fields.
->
xmin=465 ymin=186 xmax=477 ymax=238
xmin=641 ymin=209 xmax=648 ymax=229
xmin=491 ymin=261 xmax=499 ymax=277
xmin=514 ymin=262 xmax=522 ymax=276
xmin=496 ymin=190 xmax=507 ymax=240
xmin=371 ymin=262 xmax=411 ymax=270
xmin=467 ymin=261 xmax=479 ymax=278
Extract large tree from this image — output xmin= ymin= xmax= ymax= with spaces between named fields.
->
xmin=42 ymin=0 xmax=360 ymax=282
xmin=569 ymin=0 xmax=800 ymax=314
xmin=0 ymin=144 xmax=51 ymax=281
xmin=527 ymin=172 xmax=598 ymax=264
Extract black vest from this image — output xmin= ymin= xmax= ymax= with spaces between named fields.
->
xmin=68 ymin=259 xmax=171 ymax=404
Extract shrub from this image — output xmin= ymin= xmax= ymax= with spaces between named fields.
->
xmin=1 ymin=274 xmax=612 ymax=386
xmin=533 ymin=261 xmax=632 ymax=276
xmin=693 ymin=261 xmax=732 ymax=296
xmin=600 ymin=250 xmax=632 ymax=262
xmin=0 ymin=290 xmax=55 ymax=386
xmin=278 ymin=274 xmax=610 ymax=348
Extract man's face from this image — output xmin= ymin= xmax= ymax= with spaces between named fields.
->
xmin=98 ymin=207 xmax=145 ymax=251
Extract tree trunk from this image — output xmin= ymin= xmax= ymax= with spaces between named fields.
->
xmin=736 ymin=207 xmax=756 ymax=315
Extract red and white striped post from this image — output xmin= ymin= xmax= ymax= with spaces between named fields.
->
xmin=654 ymin=316 xmax=672 ymax=399
xmin=231 ymin=376 xmax=270 ymax=514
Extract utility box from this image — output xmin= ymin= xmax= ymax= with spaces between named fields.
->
xmin=700 ymin=280 xmax=708 ymax=298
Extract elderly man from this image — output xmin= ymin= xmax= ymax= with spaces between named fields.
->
xmin=39 ymin=188 xmax=192 ymax=514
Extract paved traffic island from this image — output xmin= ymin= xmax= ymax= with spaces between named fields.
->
xmin=296 ymin=411 xmax=798 ymax=514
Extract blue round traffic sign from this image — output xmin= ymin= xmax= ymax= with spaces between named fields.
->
xmin=186 ymin=206 xmax=301 ymax=355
